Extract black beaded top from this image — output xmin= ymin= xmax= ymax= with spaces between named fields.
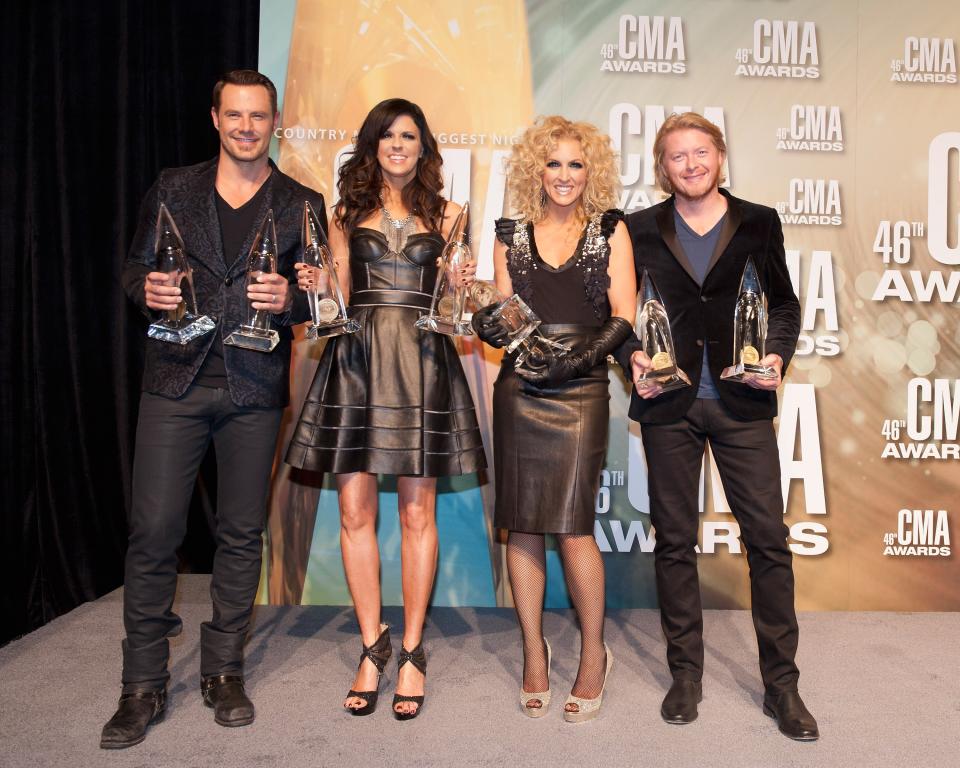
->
xmin=495 ymin=209 xmax=622 ymax=326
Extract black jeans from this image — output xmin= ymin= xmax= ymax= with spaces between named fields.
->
xmin=641 ymin=398 xmax=800 ymax=695
xmin=121 ymin=387 xmax=282 ymax=692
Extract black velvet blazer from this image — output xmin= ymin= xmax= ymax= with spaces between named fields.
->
xmin=615 ymin=189 xmax=800 ymax=424
xmin=122 ymin=158 xmax=326 ymax=408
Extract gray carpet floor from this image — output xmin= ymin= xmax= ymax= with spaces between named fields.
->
xmin=1 ymin=575 xmax=957 ymax=768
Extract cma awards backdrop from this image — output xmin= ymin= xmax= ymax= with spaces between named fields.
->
xmin=256 ymin=0 xmax=960 ymax=612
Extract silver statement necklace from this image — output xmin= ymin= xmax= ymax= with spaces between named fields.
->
xmin=379 ymin=198 xmax=417 ymax=255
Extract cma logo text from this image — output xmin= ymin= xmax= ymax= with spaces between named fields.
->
xmin=602 ymin=16 xmax=686 ymax=74
xmin=735 ymin=20 xmax=819 ymax=79
xmin=883 ymin=510 xmax=951 ymax=556
xmin=891 ymin=38 xmax=957 ymax=83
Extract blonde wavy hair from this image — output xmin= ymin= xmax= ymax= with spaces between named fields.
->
xmin=506 ymin=116 xmax=620 ymax=223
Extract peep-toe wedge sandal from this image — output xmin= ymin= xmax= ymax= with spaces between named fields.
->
xmin=519 ymin=638 xmax=552 ymax=718
xmin=563 ymin=643 xmax=614 ymax=723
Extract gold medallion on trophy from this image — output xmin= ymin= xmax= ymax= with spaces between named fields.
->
xmin=438 ymin=296 xmax=455 ymax=317
xmin=470 ymin=280 xmax=501 ymax=308
xmin=651 ymin=351 xmax=672 ymax=370
xmin=741 ymin=345 xmax=760 ymax=364
xmin=317 ymin=298 xmax=340 ymax=323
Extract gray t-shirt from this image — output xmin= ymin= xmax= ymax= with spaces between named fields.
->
xmin=674 ymin=209 xmax=726 ymax=399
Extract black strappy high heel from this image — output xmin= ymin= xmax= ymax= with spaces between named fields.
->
xmin=392 ymin=643 xmax=427 ymax=721
xmin=345 ymin=625 xmax=392 ymax=716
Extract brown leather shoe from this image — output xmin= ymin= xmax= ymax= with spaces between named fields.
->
xmin=100 ymin=688 xmax=166 ymax=749
xmin=201 ymin=674 xmax=255 ymax=727
xmin=763 ymin=690 xmax=819 ymax=741
xmin=660 ymin=679 xmax=702 ymax=724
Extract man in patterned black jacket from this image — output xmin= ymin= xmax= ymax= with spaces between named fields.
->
xmin=615 ymin=112 xmax=818 ymax=741
xmin=101 ymin=70 xmax=325 ymax=749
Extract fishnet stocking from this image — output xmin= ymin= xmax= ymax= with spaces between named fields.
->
xmin=557 ymin=533 xmax=607 ymax=700
xmin=506 ymin=532 xmax=549 ymax=698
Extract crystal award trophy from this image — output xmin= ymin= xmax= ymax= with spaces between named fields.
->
xmin=301 ymin=201 xmax=359 ymax=339
xmin=224 ymin=209 xmax=281 ymax=353
xmin=146 ymin=203 xmax=215 ymax=344
xmin=720 ymin=257 xmax=778 ymax=382
xmin=416 ymin=202 xmax=473 ymax=335
xmin=634 ymin=269 xmax=690 ymax=392
xmin=469 ymin=280 xmax=570 ymax=376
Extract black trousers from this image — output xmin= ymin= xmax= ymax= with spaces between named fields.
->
xmin=121 ymin=387 xmax=282 ymax=692
xmin=641 ymin=398 xmax=800 ymax=694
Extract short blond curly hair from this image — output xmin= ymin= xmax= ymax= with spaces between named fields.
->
xmin=506 ymin=116 xmax=620 ymax=223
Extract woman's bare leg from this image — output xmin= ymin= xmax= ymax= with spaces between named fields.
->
xmin=337 ymin=472 xmax=384 ymax=710
xmin=393 ymin=475 xmax=438 ymax=715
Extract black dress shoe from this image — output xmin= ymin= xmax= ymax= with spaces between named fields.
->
xmin=661 ymin=680 xmax=702 ymax=724
xmin=165 ymin=613 xmax=183 ymax=638
xmin=201 ymin=674 xmax=255 ymax=727
xmin=763 ymin=690 xmax=819 ymax=741
xmin=100 ymin=688 xmax=166 ymax=749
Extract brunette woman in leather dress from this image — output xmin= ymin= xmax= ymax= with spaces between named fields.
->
xmin=473 ymin=116 xmax=635 ymax=722
xmin=286 ymin=99 xmax=485 ymax=719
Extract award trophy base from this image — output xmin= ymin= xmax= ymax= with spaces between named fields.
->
xmin=720 ymin=362 xmax=777 ymax=382
xmin=636 ymin=365 xmax=692 ymax=393
xmin=224 ymin=325 xmax=280 ymax=352
xmin=415 ymin=315 xmax=473 ymax=335
xmin=511 ymin=335 xmax=571 ymax=375
xmin=147 ymin=314 xmax=216 ymax=345
xmin=306 ymin=318 xmax=361 ymax=340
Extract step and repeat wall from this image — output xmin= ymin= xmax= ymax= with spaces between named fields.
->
xmin=258 ymin=0 xmax=959 ymax=611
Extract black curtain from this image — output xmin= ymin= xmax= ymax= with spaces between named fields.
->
xmin=1 ymin=1 xmax=260 ymax=645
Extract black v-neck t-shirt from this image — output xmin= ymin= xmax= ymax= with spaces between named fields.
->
xmin=216 ymin=180 xmax=270 ymax=267
xmin=194 ymin=179 xmax=270 ymax=389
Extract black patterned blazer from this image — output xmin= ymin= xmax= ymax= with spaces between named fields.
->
xmin=614 ymin=189 xmax=800 ymax=424
xmin=122 ymin=157 xmax=326 ymax=408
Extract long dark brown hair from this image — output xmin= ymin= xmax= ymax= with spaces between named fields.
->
xmin=334 ymin=98 xmax=445 ymax=234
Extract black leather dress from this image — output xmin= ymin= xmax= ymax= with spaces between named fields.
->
xmin=493 ymin=211 xmax=621 ymax=534
xmin=286 ymin=227 xmax=486 ymax=477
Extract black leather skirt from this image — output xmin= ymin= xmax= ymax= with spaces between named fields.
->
xmin=286 ymin=294 xmax=486 ymax=477
xmin=492 ymin=325 xmax=610 ymax=535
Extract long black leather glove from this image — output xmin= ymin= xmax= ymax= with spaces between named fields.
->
xmin=517 ymin=316 xmax=633 ymax=386
xmin=471 ymin=303 xmax=510 ymax=348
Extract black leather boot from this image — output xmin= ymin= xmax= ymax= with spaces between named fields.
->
xmin=201 ymin=674 xmax=255 ymax=727
xmin=763 ymin=690 xmax=819 ymax=741
xmin=100 ymin=688 xmax=166 ymax=749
